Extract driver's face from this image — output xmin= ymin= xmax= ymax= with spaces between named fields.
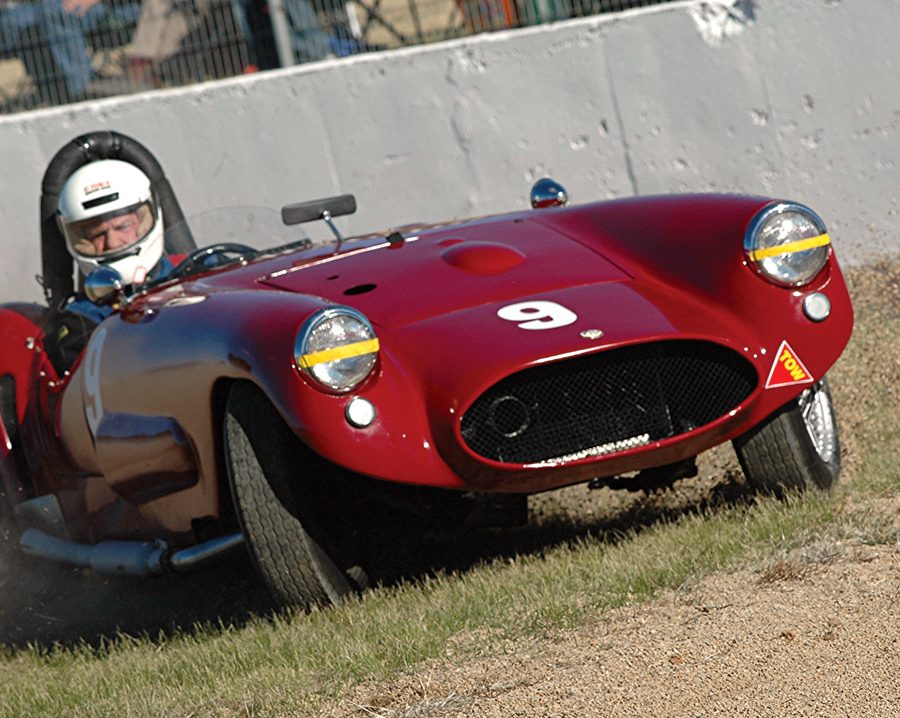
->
xmin=83 ymin=211 xmax=141 ymax=253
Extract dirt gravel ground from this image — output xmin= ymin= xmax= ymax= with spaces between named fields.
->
xmin=327 ymin=537 xmax=898 ymax=717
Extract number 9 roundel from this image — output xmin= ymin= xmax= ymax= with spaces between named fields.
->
xmin=497 ymin=301 xmax=578 ymax=330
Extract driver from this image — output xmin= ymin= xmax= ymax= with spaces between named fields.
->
xmin=59 ymin=159 xmax=172 ymax=289
xmin=57 ymin=159 xmax=174 ymax=323
xmin=46 ymin=159 xmax=176 ymax=370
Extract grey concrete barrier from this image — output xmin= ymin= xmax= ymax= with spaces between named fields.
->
xmin=1 ymin=0 xmax=897 ymax=303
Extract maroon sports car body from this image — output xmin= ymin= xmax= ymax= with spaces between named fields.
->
xmin=0 ymin=132 xmax=853 ymax=607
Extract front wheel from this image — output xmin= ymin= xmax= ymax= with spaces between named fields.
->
xmin=224 ymin=383 xmax=359 ymax=609
xmin=733 ymin=378 xmax=841 ymax=496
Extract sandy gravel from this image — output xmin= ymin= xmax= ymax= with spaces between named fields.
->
xmin=327 ymin=514 xmax=898 ymax=718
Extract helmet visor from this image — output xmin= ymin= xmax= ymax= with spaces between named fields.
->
xmin=63 ymin=201 xmax=157 ymax=259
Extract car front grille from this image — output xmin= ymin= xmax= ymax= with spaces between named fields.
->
xmin=460 ymin=340 xmax=757 ymax=465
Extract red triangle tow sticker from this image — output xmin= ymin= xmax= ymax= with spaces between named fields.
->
xmin=765 ymin=340 xmax=815 ymax=389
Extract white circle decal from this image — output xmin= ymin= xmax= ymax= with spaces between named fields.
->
xmin=497 ymin=301 xmax=578 ymax=330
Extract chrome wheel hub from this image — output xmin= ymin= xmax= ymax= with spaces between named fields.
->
xmin=799 ymin=382 xmax=837 ymax=463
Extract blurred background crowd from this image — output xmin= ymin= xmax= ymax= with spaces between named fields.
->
xmin=0 ymin=0 xmax=671 ymax=113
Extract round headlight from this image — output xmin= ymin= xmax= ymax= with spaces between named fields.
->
xmin=295 ymin=307 xmax=379 ymax=393
xmin=744 ymin=203 xmax=830 ymax=287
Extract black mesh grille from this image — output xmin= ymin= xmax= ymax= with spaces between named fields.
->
xmin=460 ymin=341 xmax=757 ymax=464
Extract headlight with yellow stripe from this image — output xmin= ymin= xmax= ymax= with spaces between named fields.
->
xmin=744 ymin=203 xmax=830 ymax=287
xmin=295 ymin=307 xmax=379 ymax=393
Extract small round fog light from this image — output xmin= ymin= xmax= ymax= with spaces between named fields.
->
xmin=346 ymin=397 xmax=376 ymax=428
xmin=803 ymin=292 xmax=831 ymax=322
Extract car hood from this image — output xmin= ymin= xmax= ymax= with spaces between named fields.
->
xmin=257 ymin=213 xmax=631 ymax=328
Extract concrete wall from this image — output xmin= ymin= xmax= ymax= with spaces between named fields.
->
xmin=1 ymin=0 xmax=897 ymax=303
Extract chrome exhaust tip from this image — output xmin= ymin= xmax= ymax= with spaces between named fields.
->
xmin=19 ymin=529 xmax=244 ymax=578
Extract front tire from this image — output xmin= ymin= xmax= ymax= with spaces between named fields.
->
xmin=733 ymin=378 xmax=841 ymax=496
xmin=224 ymin=383 xmax=356 ymax=609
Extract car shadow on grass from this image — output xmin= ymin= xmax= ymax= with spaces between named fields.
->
xmin=0 ymin=470 xmax=755 ymax=651
xmin=366 ymin=469 xmax=757 ymax=585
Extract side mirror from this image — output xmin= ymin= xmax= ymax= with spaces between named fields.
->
xmin=282 ymin=194 xmax=358 ymax=243
xmin=281 ymin=194 xmax=357 ymax=226
xmin=530 ymin=178 xmax=568 ymax=209
xmin=84 ymin=266 xmax=125 ymax=306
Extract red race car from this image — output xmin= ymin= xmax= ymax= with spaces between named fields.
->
xmin=0 ymin=132 xmax=853 ymax=608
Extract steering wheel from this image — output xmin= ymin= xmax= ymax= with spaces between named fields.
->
xmin=169 ymin=243 xmax=259 ymax=279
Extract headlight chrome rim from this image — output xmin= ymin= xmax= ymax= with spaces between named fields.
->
xmin=743 ymin=202 xmax=830 ymax=287
xmin=294 ymin=306 xmax=379 ymax=394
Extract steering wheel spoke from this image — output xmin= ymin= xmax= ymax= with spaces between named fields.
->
xmin=170 ymin=243 xmax=259 ymax=279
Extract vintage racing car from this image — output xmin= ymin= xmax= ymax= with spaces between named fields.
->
xmin=0 ymin=132 xmax=853 ymax=608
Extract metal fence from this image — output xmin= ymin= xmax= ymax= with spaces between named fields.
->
xmin=0 ymin=0 xmax=673 ymax=113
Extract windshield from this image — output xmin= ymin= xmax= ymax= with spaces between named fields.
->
xmin=176 ymin=206 xmax=311 ymax=251
xmin=146 ymin=206 xmax=318 ymax=285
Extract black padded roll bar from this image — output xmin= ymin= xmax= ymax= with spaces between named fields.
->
xmin=39 ymin=131 xmax=196 ymax=308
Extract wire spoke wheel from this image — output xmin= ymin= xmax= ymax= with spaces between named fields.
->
xmin=799 ymin=382 xmax=838 ymax=464
xmin=733 ymin=376 xmax=841 ymax=496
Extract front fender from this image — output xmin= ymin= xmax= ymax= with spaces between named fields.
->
xmin=531 ymin=193 xmax=854 ymax=389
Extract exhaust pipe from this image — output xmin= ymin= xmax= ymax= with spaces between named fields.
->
xmin=19 ymin=529 xmax=244 ymax=577
xmin=168 ymin=533 xmax=244 ymax=573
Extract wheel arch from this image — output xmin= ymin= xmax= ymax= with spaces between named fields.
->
xmin=210 ymin=377 xmax=241 ymax=533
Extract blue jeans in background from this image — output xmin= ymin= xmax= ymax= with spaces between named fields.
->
xmin=0 ymin=0 xmax=139 ymax=101
xmin=231 ymin=0 xmax=331 ymax=68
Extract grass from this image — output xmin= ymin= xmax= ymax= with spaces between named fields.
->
xmin=0 ymin=262 xmax=897 ymax=718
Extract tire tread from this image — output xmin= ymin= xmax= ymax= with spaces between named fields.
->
xmin=225 ymin=383 xmax=351 ymax=608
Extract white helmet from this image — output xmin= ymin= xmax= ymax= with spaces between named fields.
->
xmin=58 ymin=159 xmax=164 ymax=286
